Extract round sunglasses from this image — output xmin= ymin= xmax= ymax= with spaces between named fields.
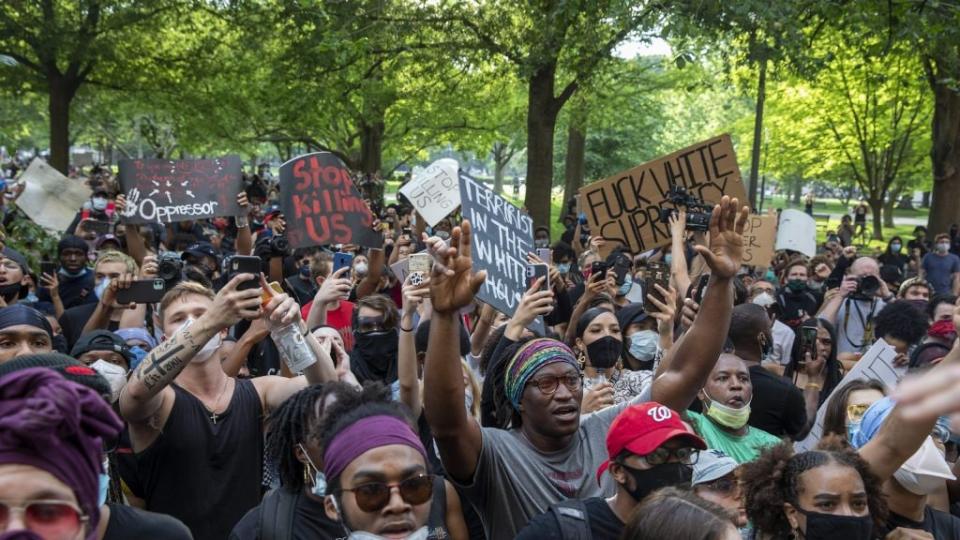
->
xmin=338 ymin=474 xmax=435 ymax=513
xmin=0 ymin=499 xmax=87 ymax=539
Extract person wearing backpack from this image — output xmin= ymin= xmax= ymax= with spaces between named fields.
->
xmin=514 ymin=402 xmax=707 ymax=540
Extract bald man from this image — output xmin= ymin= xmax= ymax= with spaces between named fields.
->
xmin=818 ymin=257 xmax=892 ymax=355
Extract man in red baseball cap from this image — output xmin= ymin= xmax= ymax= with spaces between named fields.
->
xmin=516 ymin=402 xmax=707 ymax=540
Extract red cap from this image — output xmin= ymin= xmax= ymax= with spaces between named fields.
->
xmin=596 ymin=402 xmax=706 ymax=483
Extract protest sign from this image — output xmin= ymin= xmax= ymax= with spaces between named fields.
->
xmin=399 ymin=158 xmax=460 ymax=227
xmin=118 ymin=156 xmax=242 ymax=224
xmin=578 ymin=134 xmax=747 ymax=255
xmin=459 ymin=172 xmax=543 ymax=333
xmin=742 ymin=212 xmax=778 ymax=267
xmin=794 ymin=338 xmax=902 ymax=452
xmin=16 ymin=158 xmax=92 ymax=232
xmin=279 ymin=152 xmax=382 ymax=249
xmin=775 ymin=209 xmax=817 ymax=257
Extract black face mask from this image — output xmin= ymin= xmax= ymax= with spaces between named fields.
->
xmin=796 ymin=508 xmax=873 ymax=540
xmin=354 ymin=329 xmax=399 ymax=367
xmin=586 ymin=335 xmax=622 ymax=370
xmin=620 ymin=462 xmax=692 ymax=503
xmin=0 ymin=283 xmax=25 ymax=303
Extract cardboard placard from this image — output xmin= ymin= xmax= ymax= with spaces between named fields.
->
xmin=775 ymin=209 xmax=817 ymax=257
xmin=16 ymin=158 xmax=92 ymax=232
xmin=399 ymin=158 xmax=460 ymax=227
xmin=794 ymin=338 xmax=902 ymax=452
xmin=742 ymin=212 xmax=778 ymax=267
xmin=578 ymin=134 xmax=747 ymax=255
xmin=118 ymin=156 xmax=242 ymax=224
xmin=459 ymin=172 xmax=544 ymax=334
xmin=279 ymin=152 xmax=382 ymax=249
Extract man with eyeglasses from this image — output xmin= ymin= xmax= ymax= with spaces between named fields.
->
xmin=423 ymin=196 xmax=750 ymax=539
xmin=692 ymin=449 xmax=747 ymax=528
xmin=517 ymin=402 xmax=707 ymax=539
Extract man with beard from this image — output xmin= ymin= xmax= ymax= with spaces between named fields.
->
xmin=423 ymin=196 xmax=749 ymax=538
xmin=120 ymin=277 xmax=337 ymax=539
xmin=515 ymin=402 xmax=707 ymax=539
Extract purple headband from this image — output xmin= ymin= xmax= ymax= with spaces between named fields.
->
xmin=323 ymin=415 xmax=428 ymax=482
xmin=0 ymin=368 xmax=123 ymax=540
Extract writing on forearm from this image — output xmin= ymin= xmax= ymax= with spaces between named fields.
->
xmin=134 ymin=328 xmax=200 ymax=391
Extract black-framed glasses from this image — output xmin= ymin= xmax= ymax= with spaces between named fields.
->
xmin=0 ymin=499 xmax=88 ymax=538
xmin=636 ymin=446 xmax=700 ymax=467
xmin=526 ymin=374 xmax=583 ymax=395
xmin=338 ymin=474 xmax=435 ymax=512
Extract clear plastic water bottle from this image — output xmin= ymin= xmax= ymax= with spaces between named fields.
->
xmin=585 ymin=369 xmax=608 ymax=389
xmin=271 ymin=323 xmax=316 ymax=373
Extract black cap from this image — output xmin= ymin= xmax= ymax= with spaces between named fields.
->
xmin=70 ymin=330 xmax=133 ymax=367
xmin=617 ymin=302 xmax=649 ymax=329
xmin=0 ymin=352 xmax=111 ymax=400
xmin=182 ymin=241 xmax=220 ymax=262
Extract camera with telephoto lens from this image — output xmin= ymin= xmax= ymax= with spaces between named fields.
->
xmin=852 ymin=275 xmax=881 ymax=299
xmin=659 ymin=185 xmax=713 ymax=232
xmin=157 ymin=252 xmax=184 ymax=287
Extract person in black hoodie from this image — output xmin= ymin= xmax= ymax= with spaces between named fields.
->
xmin=350 ymin=294 xmax=400 ymax=391
xmin=37 ymin=235 xmax=96 ymax=309
xmin=777 ymin=259 xmax=821 ymax=329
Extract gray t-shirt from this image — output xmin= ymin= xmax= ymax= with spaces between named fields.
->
xmin=836 ymin=297 xmax=886 ymax=354
xmin=922 ymin=252 xmax=960 ymax=295
xmin=455 ymin=388 xmax=652 ymax=539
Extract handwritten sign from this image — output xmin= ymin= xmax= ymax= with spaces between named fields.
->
xmin=776 ymin=209 xmax=817 ymax=257
xmin=279 ymin=152 xmax=382 ymax=249
xmin=459 ymin=172 xmax=543 ymax=333
xmin=400 ymin=158 xmax=460 ymax=227
xmin=119 ymin=156 xmax=242 ymax=224
xmin=795 ymin=338 xmax=902 ymax=452
xmin=742 ymin=212 xmax=778 ymax=267
xmin=16 ymin=158 xmax=92 ymax=232
xmin=578 ymin=134 xmax=747 ymax=255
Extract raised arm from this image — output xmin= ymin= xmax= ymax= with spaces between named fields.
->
xmin=562 ymin=272 xmax=606 ymax=345
xmin=399 ymin=274 xmax=429 ymax=418
xmin=82 ymin=273 xmax=138 ymax=335
xmin=355 ymin=248 xmax=384 ymax=300
xmin=652 ymin=197 xmax=749 ymax=412
xmin=235 ymin=192 xmax=252 ymax=256
xmin=115 ymin=195 xmax=147 ymax=265
xmin=423 ymin=224 xmax=487 ymax=483
xmin=121 ymin=273 xmax=261 ymax=423
xmin=305 ymin=267 xmax=351 ymax=330
xmin=668 ymin=210 xmax=691 ymax=295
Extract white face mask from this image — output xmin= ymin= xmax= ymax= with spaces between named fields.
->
xmin=893 ymin=436 xmax=956 ymax=495
xmin=90 ymin=359 xmax=128 ymax=402
xmin=167 ymin=317 xmax=222 ymax=364
xmin=752 ymin=292 xmax=775 ymax=308
xmin=346 ymin=527 xmax=430 ymax=540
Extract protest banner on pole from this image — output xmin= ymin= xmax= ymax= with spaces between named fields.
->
xmin=578 ymin=134 xmax=747 ymax=256
xmin=118 ymin=156 xmax=242 ymax=224
xmin=459 ymin=172 xmax=543 ymax=333
xmin=399 ymin=158 xmax=460 ymax=227
xmin=794 ymin=338 xmax=902 ymax=452
xmin=775 ymin=209 xmax=817 ymax=257
xmin=742 ymin=211 xmax=778 ymax=267
xmin=16 ymin=157 xmax=92 ymax=232
xmin=279 ymin=152 xmax=382 ymax=249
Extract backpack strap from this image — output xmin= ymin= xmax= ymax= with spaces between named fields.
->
xmin=258 ymin=488 xmax=298 ymax=540
xmin=548 ymin=499 xmax=592 ymax=540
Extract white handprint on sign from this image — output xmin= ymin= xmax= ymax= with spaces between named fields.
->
xmin=123 ymin=189 xmax=141 ymax=218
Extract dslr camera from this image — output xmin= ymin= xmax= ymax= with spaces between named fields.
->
xmin=269 ymin=234 xmax=290 ymax=256
xmin=659 ymin=185 xmax=713 ymax=232
xmin=851 ymin=275 xmax=881 ymax=300
xmin=157 ymin=252 xmax=184 ymax=288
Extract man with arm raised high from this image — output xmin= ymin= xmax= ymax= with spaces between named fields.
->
xmin=120 ymin=274 xmax=336 ymax=540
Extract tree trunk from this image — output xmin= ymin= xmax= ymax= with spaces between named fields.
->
xmin=922 ymin=191 xmax=931 ymax=208
xmin=748 ymin=56 xmax=768 ymax=210
xmin=524 ymin=66 xmax=563 ymax=227
xmin=883 ymin=191 xmax=898 ymax=228
xmin=927 ymin=71 xmax=960 ymax=236
xmin=492 ymin=142 xmax=506 ymax=194
xmin=48 ymin=76 xmax=75 ymax=175
xmin=561 ymin=116 xmax=587 ymax=218
xmin=869 ymin=198 xmax=884 ymax=241
xmin=359 ymin=119 xmax=384 ymax=176
xmin=791 ymin=177 xmax=803 ymax=205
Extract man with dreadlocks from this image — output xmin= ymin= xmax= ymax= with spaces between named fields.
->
xmin=423 ymin=197 xmax=750 ymax=538
xmin=229 ymin=382 xmax=361 ymax=540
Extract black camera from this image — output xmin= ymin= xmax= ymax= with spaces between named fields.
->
xmin=659 ymin=186 xmax=713 ymax=232
xmin=269 ymin=234 xmax=290 ymax=256
xmin=157 ymin=252 xmax=184 ymax=287
xmin=853 ymin=275 xmax=881 ymax=299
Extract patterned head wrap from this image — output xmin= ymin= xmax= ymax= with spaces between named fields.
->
xmin=504 ymin=338 xmax=579 ymax=410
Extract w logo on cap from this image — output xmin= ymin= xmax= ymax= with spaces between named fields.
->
xmin=647 ymin=406 xmax=672 ymax=422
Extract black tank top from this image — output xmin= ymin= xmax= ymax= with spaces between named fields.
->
xmin=136 ymin=378 xmax=263 ymax=540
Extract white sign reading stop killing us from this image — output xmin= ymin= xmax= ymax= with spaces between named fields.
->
xmin=399 ymin=158 xmax=460 ymax=227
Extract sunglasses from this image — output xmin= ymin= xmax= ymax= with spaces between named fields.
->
xmin=339 ymin=474 xmax=434 ymax=513
xmin=0 ymin=500 xmax=87 ymax=538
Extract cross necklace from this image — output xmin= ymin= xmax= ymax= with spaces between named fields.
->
xmin=203 ymin=377 xmax=230 ymax=425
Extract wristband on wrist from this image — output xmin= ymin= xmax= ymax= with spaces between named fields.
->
xmin=400 ymin=325 xmax=414 ymax=332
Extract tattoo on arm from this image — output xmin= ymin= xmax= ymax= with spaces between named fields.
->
xmin=134 ymin=328 xmax=201 ymax=391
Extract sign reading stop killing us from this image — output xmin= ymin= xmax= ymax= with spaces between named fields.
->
xmin=459 ymin=172 xmax=544 ymax=334
xmin=399 ymin=158 xmax=460 ymax=227
xmin=578 ymin=134 xmax=747 ymax=254
xmin=119 ymin=156 xmax=242 ymax=224
xmin=280 ymin=152 xmax=382 ymax=249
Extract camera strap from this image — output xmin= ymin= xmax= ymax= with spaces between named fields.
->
xmin=842 ymin=297 xmax=876 ymax=352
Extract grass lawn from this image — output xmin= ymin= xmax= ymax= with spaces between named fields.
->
xmin=384 ymin=179 xmax=928 ymax=256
